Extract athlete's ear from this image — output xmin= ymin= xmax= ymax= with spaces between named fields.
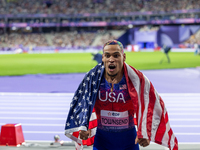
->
xmin=102 ymin=53 xmax=105 ymax=62
xmin=123 ymin=53 xmax=126 ymax=62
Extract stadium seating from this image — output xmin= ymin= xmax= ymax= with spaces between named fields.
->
xmin=1 ymin=0 xmax=200 ymax=15
xmin=0 ymin=31 xmax=125 ymax=50
xmin=0 ymin=0 xmax=200 ymax=51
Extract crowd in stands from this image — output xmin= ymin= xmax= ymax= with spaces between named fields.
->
xmin=51 ymin=31 xmax=96 ymax=48
xmin=0 ymin=32 xmax=91 ymax=48
xmin=1 ymin=0 xmax=200 ymax=51
xmin=0 ymin=0 xmax=200 ymax=15
xmin=0 ymin=33 xmax=49 ymax=48
xmin=184 ymin=30 xmax=200 ymax=48
xmin=0 ymin=30 xmax=120 ymax=50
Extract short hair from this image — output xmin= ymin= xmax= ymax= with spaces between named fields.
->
xmin=103 ymin=40 xmax=124 ymax=53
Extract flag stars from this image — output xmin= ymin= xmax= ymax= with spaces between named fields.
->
xmin=75 ymin=121 xmax=78 ymax=125
xmin=92 ymin=81 xmax=96 ymax=85
xmin=66 ymin=122 xmax=70 ymax=126
xmin=82 ymin=95 xmax=85 ymax=100
xmin=70 ymin=115 xmax=74 ymax=120
xmin=73 ymin=109 xmax=76 ymax=113
xmin=73 ymin=96 xmax=78 ymax=100
xmin=88 ymin=101 xmax=92 ymax=105
xmin=86 ymin=97 xmax=90 ymax=101
xmin=85 ymin=108 xmax=88 ymax=112
xmin=83 ymin=82 xmax=86 ymax=87
xmin=93 ymin=89 xmax=97 ymax=93
xmin=85 ymin=89 xmax=88 ymax=94
xmin=79 ymin=120 xmax=81 ymax=124
xmin=70 ymin=104 xmax=73 ymax=108
xmin=82 ymin=108 xmax=84 ymax=112
xmin=86 ymin=77 xmax=90 ymax=81
xmin=97 ymin=69 xmax=101 ymax=73
xmin=78 ymin=102 xmax=82 ymax=106
xmin=79 ymin=89 xmax=83 ymax=94
xmin=76 ymin=115 xmax=79 ymax=119
xmin=89 ymin=93 xmax=91 ymax=96
xmin=101 ymin=66 xmax=104 ymax=69
xmin=91 ymin=72 xmax=95 ymax=76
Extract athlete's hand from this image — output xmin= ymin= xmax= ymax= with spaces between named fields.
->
xmin=135 ymin=136 xmax=150 ymax=147
xmin=79 ymin=129 xmax=91 ymax=140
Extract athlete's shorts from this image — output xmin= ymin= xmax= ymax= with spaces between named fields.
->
xmin=93 ymin=127 xmax=139 ymax=150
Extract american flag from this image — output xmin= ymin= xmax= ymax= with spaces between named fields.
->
xmin=119 ymin=84 xmax=127 ymax=90
xmin=65 ymin=62 xmax=178 ymax=150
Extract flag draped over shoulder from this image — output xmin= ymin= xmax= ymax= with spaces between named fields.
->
xmin=65 ymin=62 xmax=178 ymax=150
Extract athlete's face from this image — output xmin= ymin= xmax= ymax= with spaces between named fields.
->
xmin=102 ymin=45 xmax=126 ymax=76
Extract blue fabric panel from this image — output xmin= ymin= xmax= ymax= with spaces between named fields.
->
xmin=179 ymin=26 xmax=190 ymax=43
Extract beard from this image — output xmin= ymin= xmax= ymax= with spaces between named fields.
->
xmin=107 ymin=72 xmax=118 ymax=77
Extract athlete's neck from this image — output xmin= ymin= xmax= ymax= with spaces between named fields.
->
xmin=104 ymin=70 xmax=123 ymax=84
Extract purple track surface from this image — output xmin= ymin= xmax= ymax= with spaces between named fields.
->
xmin=0 ymin=68 xmax=200 ymax=144
xmin=0 ymin=68 xmax=200 ymax=93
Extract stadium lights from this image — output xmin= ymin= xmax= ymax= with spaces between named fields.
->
xmin=128 ymin=24 xmax=133 ymax=28
xmin=11 ymin=26 xmax=17 ymax=30
xmin=26 ymin=26 xmax=31 ymax=30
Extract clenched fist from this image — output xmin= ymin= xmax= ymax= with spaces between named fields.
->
xmin=79 ymin=129 xmax=91 ymax=140
xmin=135 ymin=136 xmax=150 ymax=147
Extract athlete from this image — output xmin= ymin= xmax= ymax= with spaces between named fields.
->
xmin=65 ymin=40 xmax=178 ymax=150
xmin=79 ymin=40 xmax=149 ymax=149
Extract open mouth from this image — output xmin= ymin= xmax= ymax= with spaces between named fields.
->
xmin=108 ymin=65 xmax=116 ymax=71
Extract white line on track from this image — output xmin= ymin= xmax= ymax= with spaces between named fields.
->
xmin=0 ymin=123 xmax=64 ymax=126
xmin=0 ymin=103 xmax=69 ymax=106
xmin=165 ymin=100 xmax=200 ymax=102
xmin=23 ymin=131 xmax=64 ymax=134
xmin=0 ymin=107 xmax=69 ymax=110
xmin=167 ymin=108 xmax=200 ymax=111
xmin=165 ymin=104 xmax=200 ymax=107
xmin=168 ymin=113 xmax=200 ymax=115
xmin=0 ymin=111 xmax=68 ymax=115
xmin=0 ymin=100 xmax=69 ymax=103
xmin=170 ymin=118 xmax=200 ymax=121
xmin=165 ymin=101 xmax=200 ymax=103
xmin=175 ymin=133 xmax=200 ymax=135
xmin=0 ymin=117 xmax=66 ymax=120
xmin=171 ymin=125 xmax=200 ymax=127
xmin=0 ymin=92 xmax=74 ymax=96
xmin=160 ymin=93 xmax=200 ymax=96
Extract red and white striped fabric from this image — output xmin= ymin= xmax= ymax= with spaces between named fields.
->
xmin=124 ymin=63 xmax=178 ymax=150
xmin=68 ymin=62 xmax=178 ymax=150
xmin=72 ymin=109 xmax=97 ymax=150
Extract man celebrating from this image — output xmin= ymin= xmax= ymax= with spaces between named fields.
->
xmin=65 ymin=40 xmax=178 ymax=150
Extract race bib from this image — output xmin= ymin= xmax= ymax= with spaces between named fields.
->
xmin=101 ymin=110 xmax=129 ymax=129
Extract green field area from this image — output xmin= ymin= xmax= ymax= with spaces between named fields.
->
xmin=0 ymin=52 xmax=199 ymax=76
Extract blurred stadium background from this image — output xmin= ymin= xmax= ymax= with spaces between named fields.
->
xmin=0 ymin=0 xmax=200 ymax=150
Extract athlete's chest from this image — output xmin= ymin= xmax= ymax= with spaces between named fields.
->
xmin=95 ymin=76 xmax=134 ymax=111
